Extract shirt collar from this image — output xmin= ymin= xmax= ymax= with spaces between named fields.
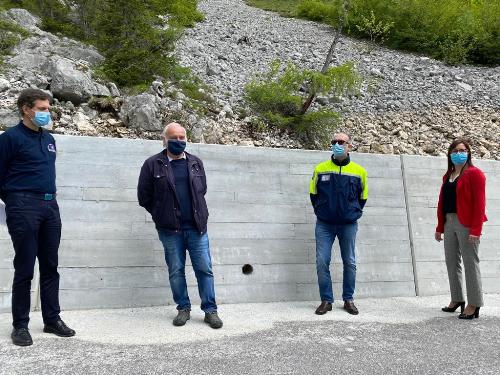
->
xmin=167 ymin=152 xmax=186 ymax=162
xmin=19 ymin=120 xmax=42 ymax=136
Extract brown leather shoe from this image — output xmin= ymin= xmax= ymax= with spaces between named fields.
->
xmin=315 ymin=301 xmax=332 ymax=315
xmin=343 ymin=301 xmax=359 ymax=315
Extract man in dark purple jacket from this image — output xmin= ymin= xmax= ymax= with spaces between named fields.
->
xmin=137 ymin=123 xmax=222 ymax=329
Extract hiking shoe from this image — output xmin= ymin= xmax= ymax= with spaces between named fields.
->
xmin=173 ymin=309 xmax=191 ymax=326
xmin=204 ymin=311 xmax=223 ymax=329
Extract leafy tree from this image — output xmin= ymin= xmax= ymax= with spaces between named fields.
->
xmin=245 ymin=0 xmax=361 ymax=146
xmin=245 ymin=59 xmax=360 ymax=146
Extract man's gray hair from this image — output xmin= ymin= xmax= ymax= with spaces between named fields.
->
xmin=162 ymin=122 xmax=185 ymax=137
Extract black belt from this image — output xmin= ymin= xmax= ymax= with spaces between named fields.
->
xmin=8 ymin=192 xmax=57 ymax=201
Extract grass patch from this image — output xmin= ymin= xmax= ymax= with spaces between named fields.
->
xmin=244 ymin=0 xmax=301 ymax=17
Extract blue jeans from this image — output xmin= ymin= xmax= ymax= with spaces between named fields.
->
xmin=315 ymin=220 xmax=358 ymax=302
xmin=157 ymin=229 xmax=217 ymax=313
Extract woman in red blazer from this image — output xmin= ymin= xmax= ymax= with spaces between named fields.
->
xmin=435 ymin=139 xmax=487 ymax=320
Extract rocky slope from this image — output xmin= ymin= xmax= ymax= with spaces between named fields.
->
xmin=1 ymin=3 xmax=499 ymax=159
xmin=0 ymin=9 xmax=244 ymax=144
xmin=176 ymin=0 xmax=500 ymax=159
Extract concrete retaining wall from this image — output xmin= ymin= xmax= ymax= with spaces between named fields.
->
xmin=0 ymin=136 xmax=498 ymax=311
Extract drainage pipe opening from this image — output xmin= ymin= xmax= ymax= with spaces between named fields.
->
xmin=242 ymin=264 xmax=253 ymax=275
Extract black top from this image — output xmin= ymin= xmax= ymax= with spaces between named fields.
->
xmin=0 ymin=121 xmax=57 ymax=201
xmin=170 ymin=158 xmax=195 ymax=229
xmin=442 ymin=178 xmax=458 ymax=214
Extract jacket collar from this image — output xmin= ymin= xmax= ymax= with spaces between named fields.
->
xmin=331 ymin=154 xmax=350 ymax=167
xmin=156 ymin=150 xmax=193 ymax=164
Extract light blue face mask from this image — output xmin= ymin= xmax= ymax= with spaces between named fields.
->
xmin=32 ymin=111 xmax=52 ymax=127
xmin=331 ymin=143 xmax=346 ymax=158
xmin=451 ymin=152 xmax=468 ymax=165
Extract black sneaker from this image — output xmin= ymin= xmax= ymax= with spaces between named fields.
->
xmin=173 ymin=309 xmax=191 ymax=326
xmin=204 ymin=311 xmax=223 ymax=329
xmin=43 ymin=319 xmax=76 ymax=337
xmin=11 ymin=327 xmax=33 ymax=346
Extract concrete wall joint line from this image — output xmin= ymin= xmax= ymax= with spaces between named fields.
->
xmin=400 ymin=155 xmax=419 ymax=296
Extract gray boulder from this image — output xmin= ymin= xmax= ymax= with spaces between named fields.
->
xmin=8 ymin=36 xmax=53 ymax=70
xmin=0 ymin=108 xmax=20 ymax=127
xmin=48 ymin=57 xmax=111 ymax=104
xmin=53 ymin=45 xmax=104 ymax=65
xmin=108 ymin=83 xmax=121 ymax=97
xmin=0 ymin=78 xmax=10 ymax=92
xmin=119 ymin=94 xmax=163 ymax=131
xmin=1 ymin=8 xmax=41 ymax=33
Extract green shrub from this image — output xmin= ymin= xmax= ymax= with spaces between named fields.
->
xmin=41 ymin=18 xmax=85 ymax=39
xmin=245 ymin=60 xmax=360 ymax=145
xmin=355 ymin=10 xmax=394 ymax=46
xmin=0 ymin=17 xmax=29 ymax=57
xmin=245 ymin=0 xmax=301 ymax=17
xmin=165 ymin=0 xmax=205 ymax=27
xmin=297 ymin=0 xmax=338 ymax=23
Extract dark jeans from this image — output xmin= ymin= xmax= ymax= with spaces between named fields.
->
xmin=5 ymin=193 xmax=61 ymax=328
xmin=157 ymin=229 xmax=217 ymax=313
xmin=315 ymin=220 xmax=358 ymax=302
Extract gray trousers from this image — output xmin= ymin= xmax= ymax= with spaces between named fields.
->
xmin=443 ymin=213 xmax=483 ymax=306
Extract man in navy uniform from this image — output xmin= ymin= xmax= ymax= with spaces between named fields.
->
xmin=138 ymin=122 xmax=223 ymax=329
xmin=0 ymin=89 xmax=75 ymax=346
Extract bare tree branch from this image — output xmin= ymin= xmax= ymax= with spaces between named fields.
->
xmin=300 ymin=0 xmax=350 ymax=115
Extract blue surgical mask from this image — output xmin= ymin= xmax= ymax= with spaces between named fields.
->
xmin=32 ymin=111 xmax=52 ymax=127
xmin=451 ymin=152 xmax=468 ymax=165
xmin=332 ymin=143 xmax=346 ymax=158
xmin=167 ymin=139 xmax=187 ymax=156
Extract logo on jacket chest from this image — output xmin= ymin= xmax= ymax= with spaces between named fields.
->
xmin=47 ymin=144 xmax=56 ymax=153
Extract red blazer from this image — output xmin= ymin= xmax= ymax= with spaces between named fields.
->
xmin=436 ymin=165 xmax=487 ymax=237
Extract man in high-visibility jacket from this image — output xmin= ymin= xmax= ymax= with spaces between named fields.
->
xmin=310 ymin=133 xmax=368 ymax=316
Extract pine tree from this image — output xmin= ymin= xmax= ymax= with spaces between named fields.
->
xmin=91 ymin=0 xmax=177 ymax=86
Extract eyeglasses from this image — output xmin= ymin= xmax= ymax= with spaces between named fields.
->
xmin=331 ymin=140 xmax=348 ymax=145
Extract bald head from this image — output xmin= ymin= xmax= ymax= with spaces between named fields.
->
xmin=333 ymin=133 xmax=350 ymax=143
xmin=162 ymin=122 xmax=187 ymax=158
xmin=163 ymin=122 xmax=186 ymax=139
xmin=331 ymin=132 xmax=352 ymax=160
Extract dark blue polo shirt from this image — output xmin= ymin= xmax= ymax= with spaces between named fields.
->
xmin=0 ymin=121 xmax=57 ymax=200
